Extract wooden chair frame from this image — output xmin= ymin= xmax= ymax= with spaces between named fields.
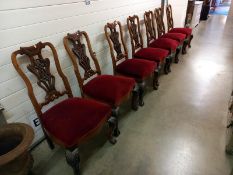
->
xmin=166 ymin=4 xmax=194 ymax=52
xmin=63 ymin=31 xmax=101 ymax=97
xmin=104 ymin=21 xmax=129 ymax=75
xmin=104 ymin=21 xmax=159 ymax=106
xmin=143 ymin=11 xmax=158 ymax=47
xmin=12 ymin=42 xmax=73 ymax=117
xmin=11 ymin=41 xmax=116 ymax=175
xmin=64 ymin=30 xmax=140 ymax=137
xmin=166 ymin=4 xmax=174 ymax=31
xmin=127 ymin=13 xmax=169 ymax=74
xmin=64 ymin=29 xmax=140 ymax=106
xmin=144 ymin=8 xmax=180 ymax=64
xmin=152 ymin=8 xmax=181 ymax=63
xmin=126 ymin=15 xmax=145 ymax=57
xmin=11 ymin=42 xmax=73 ymax=149
xmin=153 ymin=8 xmax=167 ymax=38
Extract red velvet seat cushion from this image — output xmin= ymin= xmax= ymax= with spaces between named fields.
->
xmin=149 ymin=38 xmax=179 ymax=52
xmin=134 ymin=48 xmax=169 ymax=62
xmin=83 ymin=75 xmax=135 ymax=106
xmin=116 ymin=59 xmax=156 ymax=80
xmin=169 ymin=28 xmax=192 ymax=37
xmin=41 ymin=98 xmax=112 ymax=148
xmin=160 ymin=33 xmax=186 ymax=43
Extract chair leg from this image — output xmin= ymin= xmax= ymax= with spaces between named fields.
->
xmin=43 ymin=128 xmax=55 ymax=150
xmin=112 ymin=107 xmax=120 ymax=137
xmin=65 ymin=148 xmax=80 ymax=175
xmin=164 ymin=58 xmax=169 ymax=74
xmin=138 ymin=82 xmax=145 ymax=106
xmin=174 ymin=47 xmax=181 ymax=63
xmin=153 ymin=69 xmax=159 ymax=90
xmin=168 ymin=56 xmax=172 ymax=73
xmin=164 ymin=56 xmax=171 ymax=74
xmin=131 ymin=87 xmax=139 ymax=111
xmin=107 ymin=116 xmax=117 ymax=144
xmin=188 ymin=34 xmax=193 ymax=48
xmin=182 ymin=41 xmax=188 ymax=54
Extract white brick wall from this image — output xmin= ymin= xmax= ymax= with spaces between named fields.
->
xmin=0 ymin=0 xmax=188 ymax=143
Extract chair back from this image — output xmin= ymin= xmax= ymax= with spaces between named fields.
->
xmin=166 ymin=4 xmax=174 ymax=31
xmin=154 ymin=8 xmax=166 ymax=37
xmin=127 ymin=15 xmax=144 ymax=55
xmin=144 ymin=11 xmax=157 ymax=46
xmin=11 ymin=42 xmax=73 ymax=118
xmin=104 ymin=21 xmax=129 ymax=73
xmin=63 ymin=31 xmax=101 ymax=96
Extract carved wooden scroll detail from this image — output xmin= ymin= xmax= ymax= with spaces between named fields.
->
xmin=154 ymin=8 xmax=166 ymax=37
xmin=106 ymin=22 xmax=125 ymax=60
xmin=104 ymin=21 xmax=129 ymax=73
xmin=166 ymin=4 xmax=174 ymax=31
xmin=127 ymin=16 xmax=142 ymax=50
xmin=20 ymin=42 xmax=65 ymax=106
xmin=67 ymin=31 xmax=97 ymax=80
xmin=144 ymin=11 xmax=157 ymax=45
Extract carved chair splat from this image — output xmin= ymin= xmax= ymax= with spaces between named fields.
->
xmin=12 ymin=42 xmax=73 ymax=119
xmin=166 ymin=4 xmax=174 ymax=31
xmin=127 ymin=15 xmax=144 ymax=56
xmin=153 ymin=8 xmax=166 ymax=37
xmin=64 ymin=31 xmax=101 ymax=96
xmin=104 ymin=21 xmax=129 ymax=74
xmin=144 ymin=11 xmax=157 ymax=47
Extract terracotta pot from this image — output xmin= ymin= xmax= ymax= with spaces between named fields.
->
xmin=0 ymin=123 xmax=34 ymax=175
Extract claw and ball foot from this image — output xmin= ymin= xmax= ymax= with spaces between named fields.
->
xmin=65 ymin=149 xmax=81 ymax=175
xmin=131 ymin=89 xmax=139 ymax=111
xmin=153 ymin=70 xmax=159 ymax=90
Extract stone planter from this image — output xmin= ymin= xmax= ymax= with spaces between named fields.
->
xmin=0 ymin=123 xmax=34 ymax=175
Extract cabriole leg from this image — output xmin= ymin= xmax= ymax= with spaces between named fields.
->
xmin=168 ymin=55 xmax=173 ymax=73
xmin=175 ymin=47 xmax=181 ymax=63
xmin=153 ymin=69 xmax=159 ymax=90
xmin=138 ymin=82 xmax=145 ymax=106
xmin=182 ymin=41 xmax=188 ymax=54
xmin=107 ymin=116 xmax=117 ymax=144
xmin=131 ymin=86 xmax=139 ymax=111
xmin=112 ymin=107 xmax=120 ymax=137
xmin=43 ymin=128 xmax=55 ymax=150
xmin=164 ymin=57 xmax=169 ymax=74
xmin=65 ymin=148 xmax=80 ymax=175
xmin=164 ymin=56 xmax=172 ymax=74
xmin=188 ymin=34 xmax=193 ymax=48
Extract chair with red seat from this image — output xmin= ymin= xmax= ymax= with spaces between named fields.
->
xmin=64 ymin=31 xmax=139 ymax=137
xmin=127 ymin=15 xmax=178 ymax=74
xmin=142 ymin=12 xmax=180 ymax=65
xmin=11 ymin=41 xmax=117 ymax=175
xmin=104 ymin=21 xmax=157 ymax=106
xmin=153 ymin=8 xmax=186 ymax=63
xmin=166 ymin=4 xmax=194 ymax=53
xmin=125 ymin=15 xmax=171 ymax=75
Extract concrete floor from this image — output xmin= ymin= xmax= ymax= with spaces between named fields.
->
xmin=32 ymin=15 xmax=233 ymax=175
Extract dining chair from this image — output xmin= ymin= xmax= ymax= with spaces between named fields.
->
xmin=11 ymin=41 xmax=116 ymax=175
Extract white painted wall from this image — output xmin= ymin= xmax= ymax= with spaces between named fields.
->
xmin=169 ymin=0 xmax=188 ymax=27
xmin=0 ymin=0 xmax=188 ymax=143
